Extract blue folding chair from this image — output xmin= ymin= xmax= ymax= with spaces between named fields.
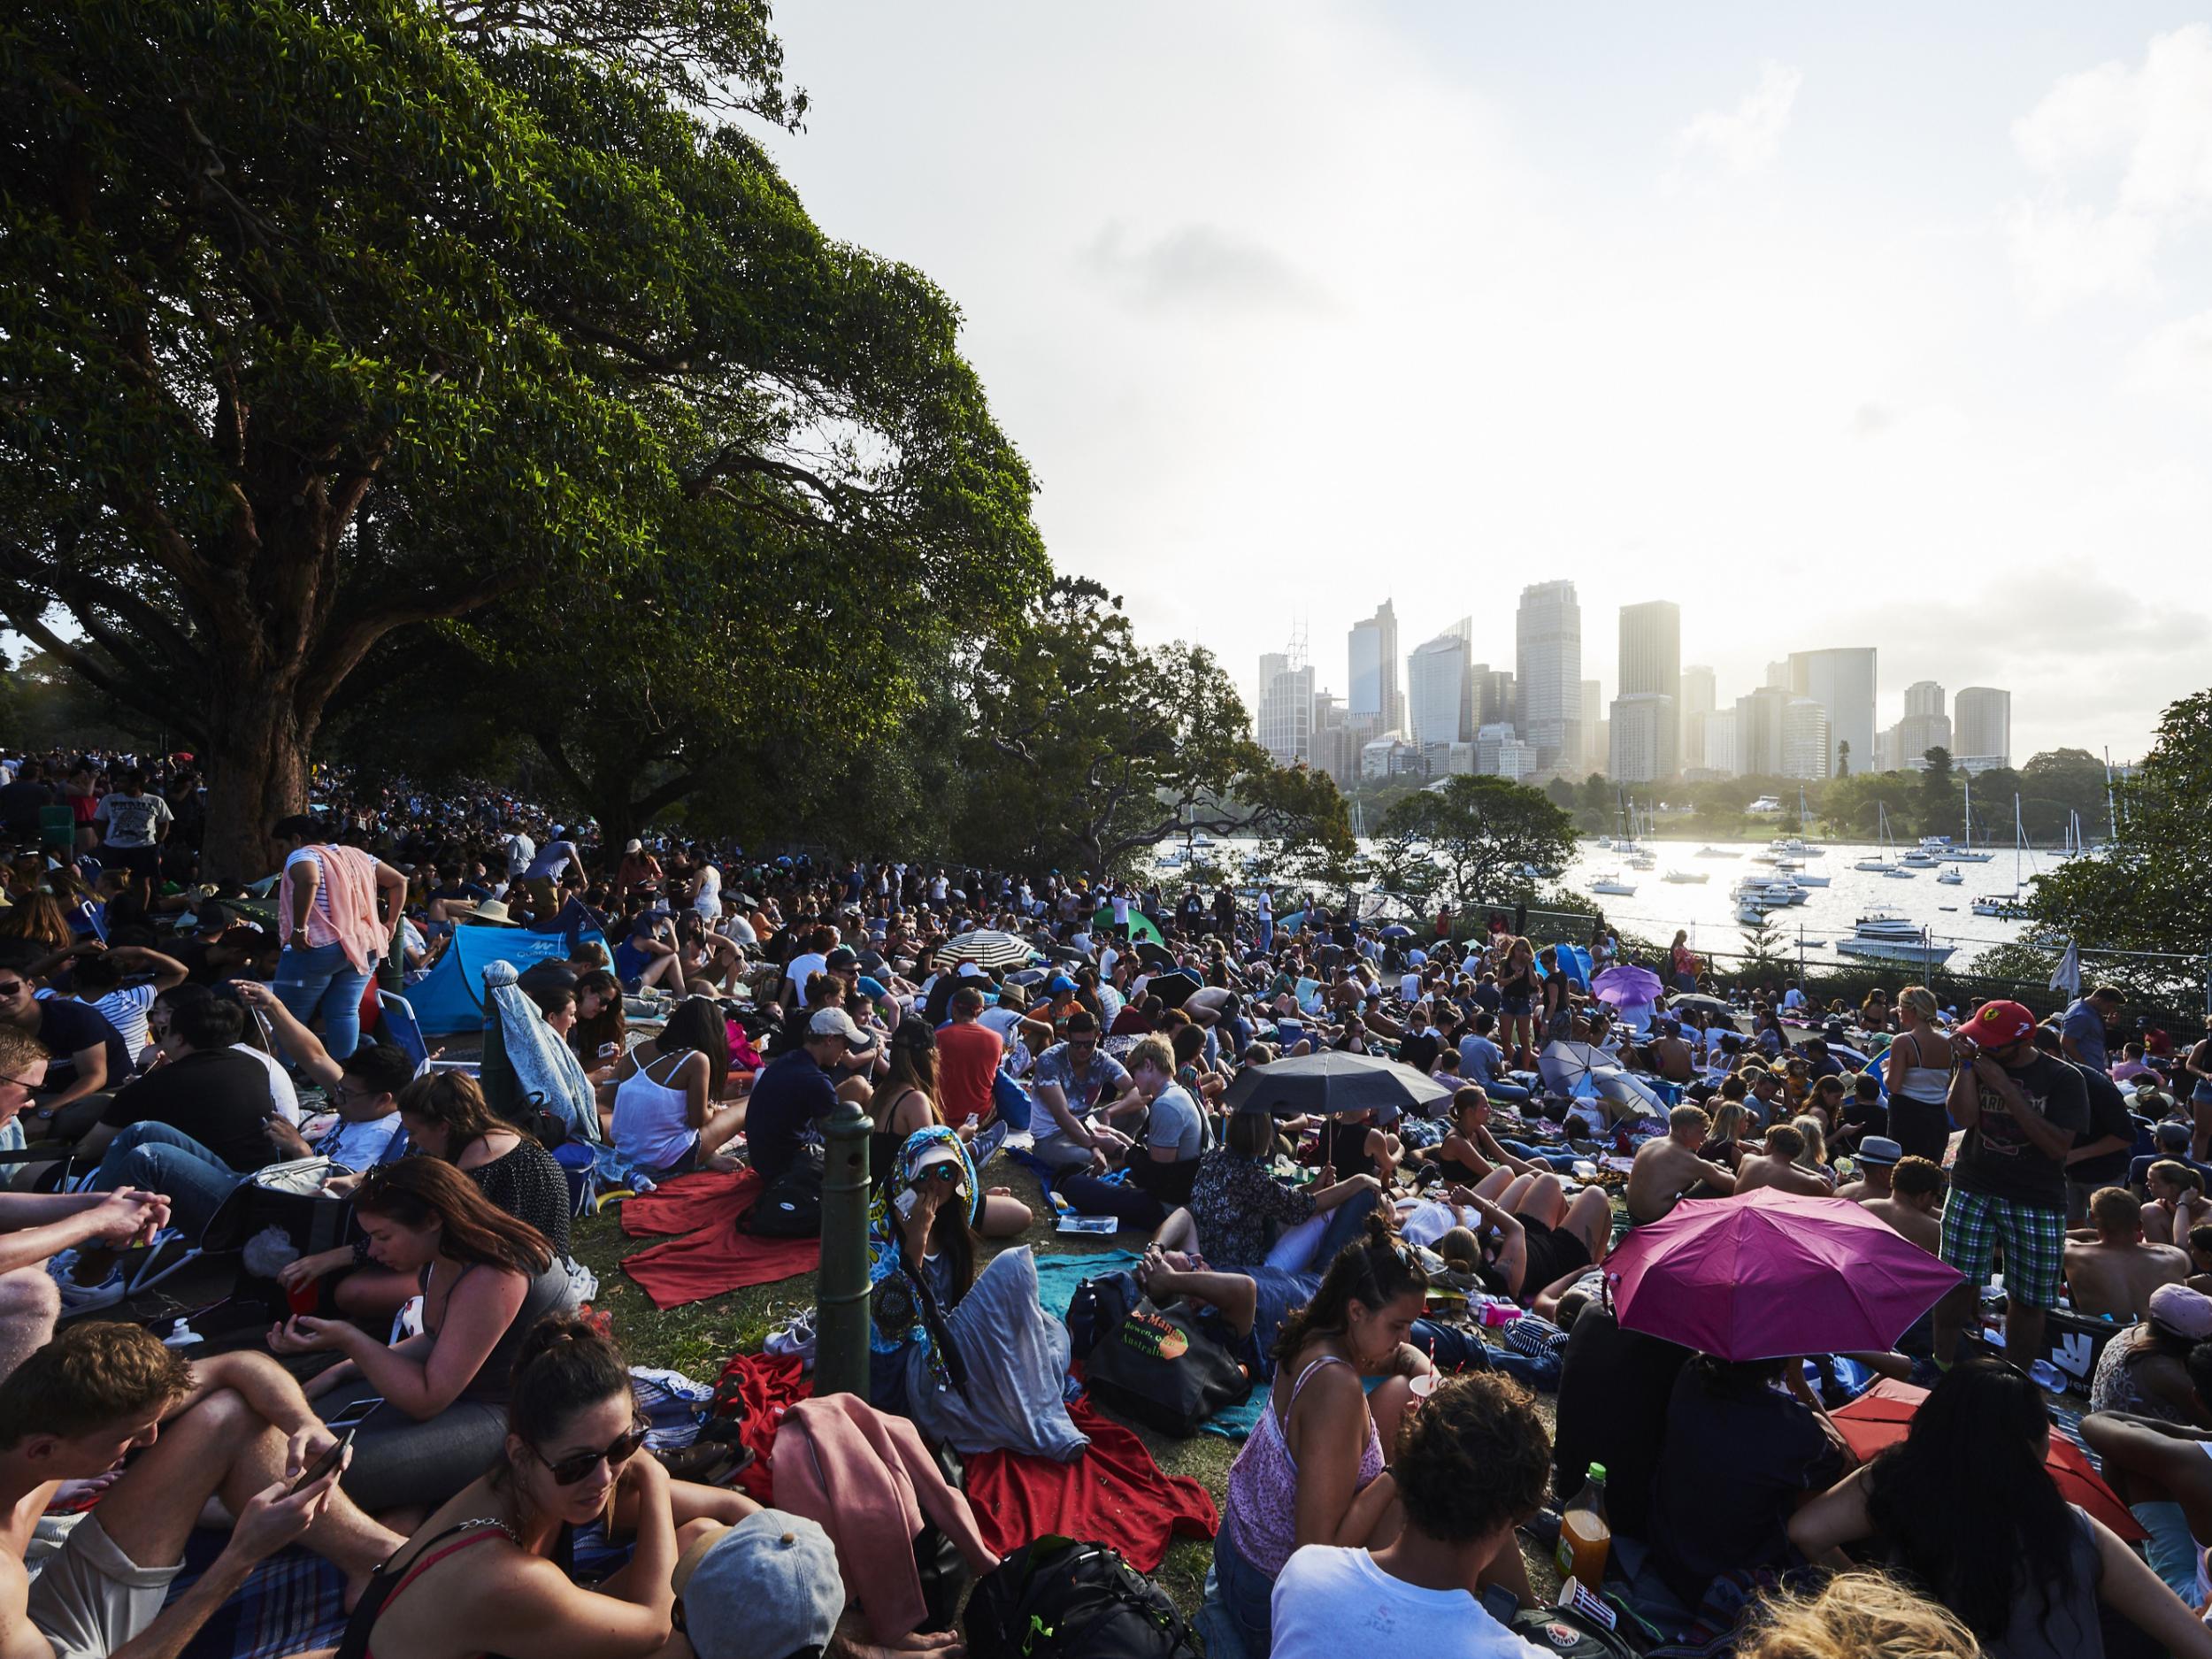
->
xmin=377 ymin=990 xmax=431 ymax=1078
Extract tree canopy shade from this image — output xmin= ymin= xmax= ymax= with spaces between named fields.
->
xmin=0 ymin=0 xmax=1043 ymax=876
xmin=952 ymin=578 xmax=1353 ymax=877
xmin=1377 ymin=774 xmax=1576 ymax=913
xmin=2025 ymin=690 xmax=2212 ymax=1007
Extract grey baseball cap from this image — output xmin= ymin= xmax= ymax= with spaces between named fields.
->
xmin=673 ymin=1509 xmax=843 ymax=1659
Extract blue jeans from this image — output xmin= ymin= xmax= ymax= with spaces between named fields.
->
xmin=1257 ymin=918 xmax=1273 ymax=956
xmin=1308 ymin=1184 xmax=1382 ymax=1269
xmin=89 ymin=1122 xmax=245 ymax=1236
xmin=1479 ymin=1077 xmax=1532 ymax=1102
xmin=1202 ymin=1511 xmax=1276 ymax=1659
xmin=274 ymin=941 xmax=373 ymax=1061
xmin=1500 ymin=1137 xmax=1583 ymax=1173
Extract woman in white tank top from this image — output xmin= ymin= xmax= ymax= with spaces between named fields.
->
xmin=1885 ymin=986 xmax=1956 ymax=1165
xmin=610 ymin=997 xmax=749 ymax=1178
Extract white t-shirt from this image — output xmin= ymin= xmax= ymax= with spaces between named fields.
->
xmin=1400 ymin=972 xmax=1422 ymax=1003
xmin=233 ymin=1042 xmax=303 ymax=1125
xmin=1110 ymin=895 xmax=1131 ymax=926
xmin=318 ymin=1110 xmax=403 ymax=1171
xmin=94 ymin=793 xmax=173 ymax=848
xmin=88 ymin=984 xmax=157 ymax=1057
xmin=1271 ymin=1547 xmax=1548 ymax=1657
xmin=784 ymin=952 xmax=828 ymax=1002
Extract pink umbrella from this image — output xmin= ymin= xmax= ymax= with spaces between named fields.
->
xmin=1606 ymin=1189 xmax=1962 ymax=1361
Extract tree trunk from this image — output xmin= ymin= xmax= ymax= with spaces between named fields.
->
xmin=200 ymin=684 xmax=312 ymax=882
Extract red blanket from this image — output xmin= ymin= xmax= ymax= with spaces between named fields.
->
xmin=618 ymin=1170 xmax=820 ymax=1310
xmin=709 ymin=1358 xmax=1216 ymax=1572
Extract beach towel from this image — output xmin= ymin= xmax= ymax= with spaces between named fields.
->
xmin=484 ymin=962 xmax=602 ymax=1144
xmin=170 ymin=1532 xmax=344 ymax=1659
xmin=619 ymin=1168 xmax=754 ymax=1236
xmin=1033 ymin=1248 xmax=1144 ymax=1323
xmin=711 ymin=1349 xmax=809 ymax=1504
xmin=963 ymin=1395 xmax=1218 ymax=1572
xmin=620 ymin=1170 xmax=820 ymax=1310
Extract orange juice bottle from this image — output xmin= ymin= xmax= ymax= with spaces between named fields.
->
xmin=1555 ymin=1463 xmax=1611 ymax=1590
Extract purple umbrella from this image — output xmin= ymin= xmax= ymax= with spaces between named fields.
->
xmin=1591 ymin=964 xmax=1664 ymax=1007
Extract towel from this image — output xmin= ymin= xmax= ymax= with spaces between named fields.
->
xmin=619 ymin=1170 xmax=819 ymax=1310
xmin=483 ymin=961 xmax=603 ymax=1144
xmin=276 ymin=842 xmax=383 ymax=974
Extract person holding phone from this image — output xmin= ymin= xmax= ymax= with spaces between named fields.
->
xmin=269 ymin=1157 xmax=579 ymax=1519
xmin=333 ymin=1315 xmax=756 ymax=1659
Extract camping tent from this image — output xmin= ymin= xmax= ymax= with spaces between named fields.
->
xmin=410 ymin=925 xmax=608 ymax=1035
xmin=1091 ymin=908 xmax=1165 ymax=947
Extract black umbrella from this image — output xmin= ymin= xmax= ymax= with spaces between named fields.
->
xmin=1133 ymin=941 xmax=1175 ymax=970
xmin=1148 ymin=970 xmax=1202 ymax=1009
xmin=1220 ymin=1050 xmax=1455 ymax=1117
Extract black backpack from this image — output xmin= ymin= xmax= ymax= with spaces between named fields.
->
xmin=743 ymin=1143 xmax=825 ymax=1237
xmin=1079 ymin=1296 xmax=1251 ymax=1438
xmin=964 ymin=1536 xmax=1199 ymax=1659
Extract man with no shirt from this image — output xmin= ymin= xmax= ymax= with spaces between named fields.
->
xmin=1626 ymin=1106 xmax=1738 ymax=1224
xmin=1860 ymin=1156 xmax=1947 ymax=1256
xmin=1732 ymin=1123 xmax=1835 ymax=1198
xmin=2067 ymin=1185 xmax=2190 ymax=1321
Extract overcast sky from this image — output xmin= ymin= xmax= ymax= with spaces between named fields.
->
xmin=758 ymin=4 xmax=2212 ymax=761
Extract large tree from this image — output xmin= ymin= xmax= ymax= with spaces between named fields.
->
xmin=1377 ymin=775 xmax=1576 ymax=912
xmin=953 ymin=578 xmax=1352 ymax=876
xmin=0 ymin=0 xmax=1041 ymax=875
xmin=2024 ymin=690 xmax=2212 ymax=1005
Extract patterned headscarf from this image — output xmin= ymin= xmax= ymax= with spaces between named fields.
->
xmin=864 ymin=1125 xmax=980 ymax=1394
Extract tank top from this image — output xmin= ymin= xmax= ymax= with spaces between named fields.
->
xmin=1891 ymin=1030 xmax=1952 ymax=1103
xmin=1326 ymin=1120 xmax=1376 ymax=1181
xmin=429 ymin=1256 xmax=580 ymax=1404
xmin=611 ymin=1048 xmax=698 ymax=1172
xmin=1224 ymin=1355 xmax=1385 ymax=1575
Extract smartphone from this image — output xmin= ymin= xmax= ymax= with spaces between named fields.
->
xmin=291 ymin=1428 xmax=354 ymax=1494
xmin=322 ymin=1394 xmax=384 ymax=1432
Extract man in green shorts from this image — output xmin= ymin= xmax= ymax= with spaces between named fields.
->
xmin=1932 ymin=999 xmax=2089 ymax=1371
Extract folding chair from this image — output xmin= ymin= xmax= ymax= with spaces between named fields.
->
xmin=377 ymin=989 xmax=432 ymax=1078
xmin=120 ymin=1156 xmax=349 ymax=1302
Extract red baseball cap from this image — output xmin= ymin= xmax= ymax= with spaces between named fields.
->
xmin=1957 ymin=1000 xmax=2037 ymax=1049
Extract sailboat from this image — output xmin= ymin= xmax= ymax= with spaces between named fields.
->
xmin=1973 ymin=795 xmax=2033 ymax=918
xmin=1947 ymin=771 xmax=1993 ymax=863
xmin=1855 ymin=803 xmax=1908 ymax=874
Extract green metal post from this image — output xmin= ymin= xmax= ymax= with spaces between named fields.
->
xmin=814 ymin=1099 xmax=873 ymax=1398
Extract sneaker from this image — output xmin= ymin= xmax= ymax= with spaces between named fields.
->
xmin=58 ymin=1269 xmax=125 ymax=1315
xmin=44 ymin=1248 xmax=80 ymax=1286
xmin=970 ymin=1119 xmax=1010 ymax=1171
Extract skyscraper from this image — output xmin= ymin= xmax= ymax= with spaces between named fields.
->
xmin=1515 ymin=580 xmax=1581 ymax=776
xmin=1734 ymin=685 xmax=1790 ymax=778
xmin=1680 ymin=663 xmax=1717 ymax=778
xmin=1346 ymin=601 xmax=1402 ymax=737
xmin=1609 ymin=692 xmax=1678 ymax=783
xmin=1788 ymin=649 xmax=1878 ymax=778
xmin=1894 ymin=680 xmax=1950 ymax=772
xmin=1407 ymin=620 xmax=1473 ymax=751
xmin=1580 ymin=679 xmax=1604 ymax=777
xmin=1954 ymin=687 xmax=2012 ymax=769
xmin=1255 ymin=657 xmax=1315 ymax=767
xmin=1702 ymin=708 xmax=1740 ymax=776
xmin=1617 ymin=601 xmax=1682 ymax=778
xmin=1782 ymin=697 xmax=1832 ymax=781
xmin=1475 ymin=667 xmax=1517 ymax=730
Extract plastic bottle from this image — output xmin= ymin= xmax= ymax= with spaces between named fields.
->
xmin=1555 ymin=1463 xmax=1612 ymax=1590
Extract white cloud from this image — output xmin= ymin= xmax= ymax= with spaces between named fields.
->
xmin=1667 ymin=62 xmax=1801 ymax=189
xmin=1079 ymin=221 xmax=1333 ymax=316
xmin=2005 ymin=25 xmax=2212 ymax=315
xmin=2129 ymin=308 xmax=2212 ymax=406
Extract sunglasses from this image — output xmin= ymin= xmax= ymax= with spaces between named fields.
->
xmin=0 ymin=981 xmax=27 ymax=999
xmin=918 ymin=1161 xmax=964 ymax=1187
xmin=531 ymin=1418 xmax=649 ymax=1486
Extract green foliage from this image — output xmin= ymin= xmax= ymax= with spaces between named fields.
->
xmin=0 ymin=0 xmax=1041 ymax=872
xmin=2025 ymin=690 xmax=2212 ymax=1006
xmin=1377 ymin=775 xmax=1575 ymax=912
xmin=950 ymin=579 xmax=1351 ymax=876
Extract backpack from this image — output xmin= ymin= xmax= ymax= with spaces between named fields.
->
xmin=1509 ymin=1604 xmax=1640 ymax=1657
xmin=964 ymin=1536 xmax=1200 ymax=1659
xmin=743 ymin=1142 xmax=825 ymax=1237
xmin=1079 ymin=1295 xmax=1251 ymax=1438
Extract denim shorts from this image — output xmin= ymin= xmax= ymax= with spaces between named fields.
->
xmin=1502 ymin=994 xmax=1534 ymax=1017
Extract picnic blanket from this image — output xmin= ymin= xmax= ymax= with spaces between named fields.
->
xmin=619 ymin=1169 xmax=819 ymax=1310
xmin=170 ymin=1531 xmax=343 ymax=1659
xmin=710 ymin=1354 xmax=1213 ymax=1571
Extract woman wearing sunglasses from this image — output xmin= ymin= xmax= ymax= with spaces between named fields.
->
xmin=271 ymin=1156 xmax=580 ymax=1521
xmin=334 ymin=1313 xmax=757 ymax=1659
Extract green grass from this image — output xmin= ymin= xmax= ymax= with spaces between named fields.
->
xmin=572 ymin=1152 xmax=1561 ymax=1617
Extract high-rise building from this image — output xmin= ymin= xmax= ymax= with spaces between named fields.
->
xmin=1475 ymin=724 xmax=1535 ymax=784
xmin=1788 ymin=649 xmax=1878 ymax=779
xmin=1475 ymin=668 xmax=1517 ymax=730
xmin=1406 ymin=621 xmax=1474 ymax=749
xmin=1782 ymin=697 xmax=1832 ymax=781
xmin=1346 ymin=601 xmax=1402 ymax=737
xmin=1256 ymin=657 xmax=1315 ymax=767
xmin=1701 ymin=708 xmax=1740 ymax=777
xmin=1954 ymin=687 xmax=2012 ymax=769
xmin=1765 ymin=660 xmax=1793 ymax=690
xmin=1580 ymin=679 xmax=1604 ymax=777
xmin=1680 ymin=664 xmax=1717 ymax=773
xmin=1617 ymin=602 xmax=1682 ymax=778
xmin=1515 ymin=580 xmax=1582 ymax=776
xmin=1256 ymin=652 xmax=1286 ymax=735
xmin=1904 ymin=680 xmax=1945 ymax=718
xmin=1310 ymin=693 xmax=1359 ymax=787
xmin=1734 ymin=685 xmax=1791 ymax=778
xmin=1609 ymin=692 xmax=1678 ymax=783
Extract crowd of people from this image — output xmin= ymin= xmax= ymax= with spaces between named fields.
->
xmin=5 ymin=748 xmax=2212 ymax=1656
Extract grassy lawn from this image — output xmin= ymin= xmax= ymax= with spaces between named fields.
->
xmin=572 ymin=1148 xmax=1558 ymax=1617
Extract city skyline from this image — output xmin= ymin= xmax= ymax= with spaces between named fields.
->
xmin=757 ymin=7 xmax=2208 ymax=764
xmin=1257 ymin=588 xmax=2030 ymax=785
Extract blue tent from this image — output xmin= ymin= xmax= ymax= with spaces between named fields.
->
xmin=411 ymin=925 xmax=608 ymax=1034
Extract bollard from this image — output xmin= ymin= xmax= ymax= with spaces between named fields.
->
xmin=814 ymin=1098 xmax=873 ymax=1398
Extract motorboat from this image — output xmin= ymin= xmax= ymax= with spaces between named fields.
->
xmin=1589 ymin=872 xmax=1637 ymax=896
xmin=1663 ymin=871 xmax=1709 ymax=884
xmin=1786 ymin=870 xmax=1829 ymax=887
xmin=1936 ymin=867 xmax=1963 ymax=886
xmin=1973 ymin=895 xmax=2024 ymax=918
xmin=1834 ymin=914 xmax=1955 ymax=965
xmin=1696 ymin=846 xmax=1738 ymax=859
xmin=1898 ymin=850 xmax=1941 ymax=868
